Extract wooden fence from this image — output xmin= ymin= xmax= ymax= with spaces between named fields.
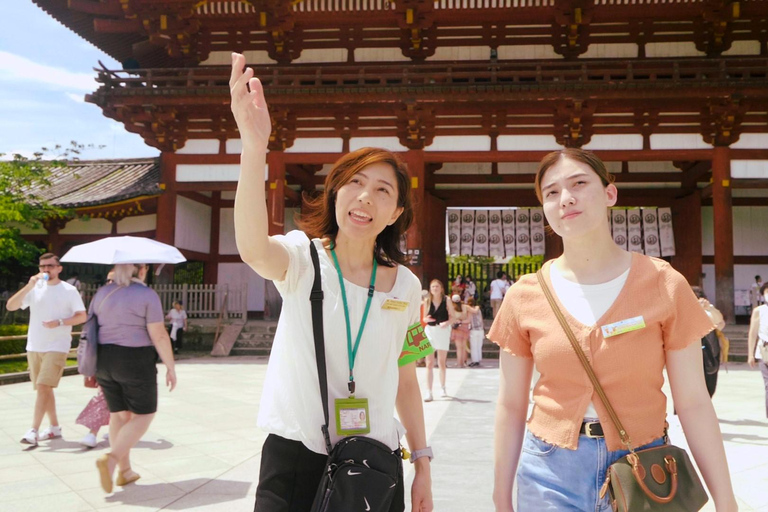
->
xmin=1 ymin=283 xmax=247 ymax=324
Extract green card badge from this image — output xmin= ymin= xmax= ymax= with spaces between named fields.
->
xmin=398 ymin=322 xmax=434 ymax=367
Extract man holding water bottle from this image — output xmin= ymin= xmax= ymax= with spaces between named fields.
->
xmin=6 ymin=253 xmax=86 ymax=446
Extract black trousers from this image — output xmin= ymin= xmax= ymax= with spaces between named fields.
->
xmin=254 ymin=434 xmax=405 ymax=512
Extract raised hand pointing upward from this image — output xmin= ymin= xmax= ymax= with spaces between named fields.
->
xmin=229 ymin=52 xmax=272 ymax=152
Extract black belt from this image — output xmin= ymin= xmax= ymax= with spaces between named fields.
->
xmin=579 ymin=421 xmax=604 ymax=438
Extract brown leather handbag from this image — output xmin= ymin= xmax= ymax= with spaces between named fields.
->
xmin=537 ymin=270 xmax=709 ymax=512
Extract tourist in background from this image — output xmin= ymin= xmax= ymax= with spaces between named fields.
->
xmin=466 ymin=297 xmax=484 ymax=367
xmin=748 ymin=281 xmax=768 ymax=419
xmin=423 ymin=279 xmax=453 ymax=402
xmin=166 ymin=300 xmax=188 ymax=354
xmin=449 ymin=294 xmax=470 ymax=369
xmin=93 ymin=263 xmax=177 ymax=493
xmin=489 ymin=271 xmax=507 ymax=319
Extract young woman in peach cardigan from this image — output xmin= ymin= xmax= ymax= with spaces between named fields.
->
xmin=489 ymin=148 xmax=737 ymax=512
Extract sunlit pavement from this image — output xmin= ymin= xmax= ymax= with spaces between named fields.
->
xmin=0 ymin=357 xmax=766 ymax=511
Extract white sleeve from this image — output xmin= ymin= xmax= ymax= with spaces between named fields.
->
xmin=71 ymin=289 xmax=86 ymax=313
xmin=272 ymin=230 xmax=313 ymax=296
xmin=406 ymin=274 xmax=422 ymax=327
xmin=20 ymin=290 xmax=33 ymax=310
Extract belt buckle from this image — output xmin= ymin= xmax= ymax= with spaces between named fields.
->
xmin=584 ymin=421 xmax=601 ymax=438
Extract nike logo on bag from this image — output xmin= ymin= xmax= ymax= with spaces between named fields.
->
xmin=348 ymin=470 xmax=362 ymax=476
xmin=363 ymin=460 xmax=370 ymax=468
xmin=364 ymin=497 xmax=371 ymax=511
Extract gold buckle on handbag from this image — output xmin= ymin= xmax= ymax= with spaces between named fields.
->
xmin=584 ymin=421 xmax=602 ymax=438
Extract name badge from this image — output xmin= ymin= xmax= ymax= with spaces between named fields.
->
xmin=601 ymin=316 xmax=646 ymax=338
xmin=335 ymin=397 xmax=370 ymax=436
xmin=381 ymin=298 xmax=409 ymax=312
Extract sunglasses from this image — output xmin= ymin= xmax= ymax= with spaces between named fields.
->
xmin=38 ymin=264 xmax=60 ymax=269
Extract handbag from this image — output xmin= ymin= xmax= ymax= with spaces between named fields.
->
xmin=537 ymin=270 xmax=709 ymax=512
xmin=308 ymin=242 xmax=403 ymax=512
xmin=77 ymin=286 xmax=121 ymax=378
xmin=759 ymin=339 xmax=768 ymax=362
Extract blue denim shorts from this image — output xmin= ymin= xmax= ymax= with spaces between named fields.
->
xmin=516 ymin=429 xmax=666 ymax=512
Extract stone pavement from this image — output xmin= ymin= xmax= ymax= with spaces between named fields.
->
xmin=0 ymin=357 xmax=766 ymax=511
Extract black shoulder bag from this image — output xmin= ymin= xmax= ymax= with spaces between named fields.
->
xmin=308 ymin=242 xmax=403 ymax=512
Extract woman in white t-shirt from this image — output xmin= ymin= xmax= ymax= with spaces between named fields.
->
xmin=748 ymin=282 xmax=768 ymax=418
xmin=230 ymin=52 xmax=433 ymax=512
xmin=165 ymin=300 xmax=187 ymax=353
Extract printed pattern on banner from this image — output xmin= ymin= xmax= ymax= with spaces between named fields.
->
xmin=626 ymin=208 xmax=643 ymax=253
xmin=460 ymin=210 xmax=476 ymax=256
xmin=529 ymin=208 xmax=546 ymax=256
xmin=502 ymin=210 xmax=516 ymax=258
xmin=473 ymin=210 xmax=490 ymax=256
xmin=611 ymin=209 xmax=628 ymax=250
xmin=488 ymin=210 xmax=505 ymax=258
xmin=515 ymin=209 xmax=531 ymax=256
xmin=658 ymin=207 xmax=676 ymax=257
xmin=642 ymin=207 xmax=661 ymax=257
xmin=447 ymin=210 xmax=461 ymax=256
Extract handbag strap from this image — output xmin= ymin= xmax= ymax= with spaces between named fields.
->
xmin=91 ymin=285 xmax=122 ymax=319
xmin=309 ymin=242 xmax=333 ymax=455
xmin=536 ymin=268 xmax=634 ymax=450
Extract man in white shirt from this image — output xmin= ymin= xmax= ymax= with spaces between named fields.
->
xmin=5 ymin=253 xmax=87 ymax=446
xmin=751 ymin=275 xmax=764 ymax=310
xmin=489 ymin=271 xmax=509 ymax=319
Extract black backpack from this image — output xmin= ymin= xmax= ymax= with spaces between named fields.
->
xmin=701 ymin=331 xmax=721 ymax=375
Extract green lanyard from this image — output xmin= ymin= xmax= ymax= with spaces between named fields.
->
xmin=330 ymin=246 xmax=378 ymax=396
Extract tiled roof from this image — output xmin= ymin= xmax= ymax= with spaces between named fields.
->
xmin=33 ymin=158 xmax=162 ymax=209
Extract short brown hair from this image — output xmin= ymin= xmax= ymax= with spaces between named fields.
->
xmin=297 ymin=147 xmax=414 ymax=267
xmin=39 ymin=253 xmax=60 ymax=264
xmin=534 ymin=148 xmax=615 ymax=203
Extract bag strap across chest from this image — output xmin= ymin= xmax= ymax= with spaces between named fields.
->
xmin=309 ymin=242 xmax=333 ymax=454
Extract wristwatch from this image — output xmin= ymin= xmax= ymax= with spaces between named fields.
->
xmin=57 ymin=319 xmax=64 ymax=327
xmin=409 ymin=447 xmax=434 ymax=464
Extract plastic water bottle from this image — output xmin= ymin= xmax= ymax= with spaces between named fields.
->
xmin=37 ymin=272 xmax=49 ymax=288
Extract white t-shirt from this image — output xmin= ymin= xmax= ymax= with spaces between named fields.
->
xmin=167 ymin=308 xmax=187 ymax=328
xmin=490 ymin=279 xmax=507 ymax=300
xmin=257 ymin=231 xmax=423 ymax=455
xmin=756 ymin=304 xmax=768 ymax=360
xmin=550 ymin=264 xmax=630 ymax=419
xmin=21 ymin=281 xmax=86 ymax=353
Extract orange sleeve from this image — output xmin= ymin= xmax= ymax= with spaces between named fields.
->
xmin=487 ymin=284 xmax=533 ymax=358
xmin=659 ymin=265 xmax=715 ymax=352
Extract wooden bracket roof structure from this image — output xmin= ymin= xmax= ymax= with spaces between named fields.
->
xmin=85 ymin=57 xmax=768 ymax=151
xmin=31 ymin=0 xmax=768 ymax=67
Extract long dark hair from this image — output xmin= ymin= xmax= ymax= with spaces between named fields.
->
xmin=297 ymin=147 xmax=414 ymax=266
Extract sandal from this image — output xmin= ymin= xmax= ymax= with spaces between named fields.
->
xmin=116 ymin=468 xmax=141 ymax=486
xmin=95 ymin=453 xmax=116 ymax=493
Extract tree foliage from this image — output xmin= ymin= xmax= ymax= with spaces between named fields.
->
xmin=0 ymin=143 xmax=87 ymax=273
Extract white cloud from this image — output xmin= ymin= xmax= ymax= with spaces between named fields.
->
xmin=66 ymin=92 xmax=85 ymax=103
xmin=0 ymin=51 xmax=96 ymax=92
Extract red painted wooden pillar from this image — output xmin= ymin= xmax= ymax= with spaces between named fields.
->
xmin=403 ymin=149 xmax=426 ymax=284
xmin=156 ymin=152 xmax=177 ymax=245
xmin=712 ymin=146 xmax=735 ymax=324
xmin=670 ymin=190 xmax=702 ymax=286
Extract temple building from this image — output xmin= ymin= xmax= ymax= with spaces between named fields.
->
xmin=26 ymin=0 xmax=768 ymax=321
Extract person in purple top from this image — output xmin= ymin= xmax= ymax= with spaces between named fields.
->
xmin=92 ymin=263 xmax=177 ymax=493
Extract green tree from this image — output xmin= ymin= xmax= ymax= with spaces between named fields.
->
xmin=0 ymin=143 xmax=88 ymax=277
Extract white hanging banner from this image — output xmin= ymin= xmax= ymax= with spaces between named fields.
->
xmin=502 ymin=210 xmax=516 ymax=258
xmin=515 ymin=209 xmax=531 ymax=256
xmin=473 ymin=210 xmax=489 ymax=256
xmin=488 ymin=210 xmax=505 ymax=258
xmin=611 ymin=209 xmax=628 ymax=250
xmin=627 ymin=208 xmax=644 ymax=253
xmin=642 ymin=207 xmax=661 ymax=257
xmin=447 ymin=210 xmax=461 ymax=256
xmin=530 ymin=208 xmax=546 ymax=256
xmin=658 ymin=207 xmax=676 ymax=257
xmin=460 ymin=210 xmax=475 ymax=256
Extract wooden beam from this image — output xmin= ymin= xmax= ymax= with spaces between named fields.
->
xmin=711 ymin=146 xmax=735 ymax=323
xmin=703 ymin=256 xmax=768 ymax=265
xmin=179 ymin=249 xmax=211 ymax=262
xmin=177 ymin=191 xmax=213 ymax=206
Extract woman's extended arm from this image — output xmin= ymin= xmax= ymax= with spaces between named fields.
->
xmin=493 ymin=351 xmax=534 ymax=512
xmin=148 ymin=322 xmax=177 ymax=391
xmin=666 ymin=342 xmax=737 ymax=512
xmin=230 ymin=52 xmax=290 ymax=281
xmin=747 ymin=307 xmax=760 ymax=367
xmin=396 ymin=362 xmax=433 ymax=512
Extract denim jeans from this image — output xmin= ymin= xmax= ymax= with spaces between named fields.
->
xmin=516 ymin=429 xmax=666 ymax=512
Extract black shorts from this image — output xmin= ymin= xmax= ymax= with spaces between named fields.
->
xmin=254 ymin=434 xmax=404 ymax=512
xmin=96 ymin=344 xmax=158 ymax=415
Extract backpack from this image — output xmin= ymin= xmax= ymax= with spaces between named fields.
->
xmin=701 ymin=331 xmax=721 ymax=375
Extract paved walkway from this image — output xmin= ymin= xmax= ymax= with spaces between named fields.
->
xmin=1 ymin=357 xmax=766 ymax=511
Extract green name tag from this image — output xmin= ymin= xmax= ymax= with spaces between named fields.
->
xmin=335 ymin=397 xmax=370 ymax=436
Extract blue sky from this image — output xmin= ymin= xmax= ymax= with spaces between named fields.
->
xmin=0 ymin=0 xmax=159 ymax=160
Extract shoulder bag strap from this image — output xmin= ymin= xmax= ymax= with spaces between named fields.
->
xmin=94 ymin=285 xmax=123 ymax=317
xmin=536 ymin=269 xmax=633 ymax=449
xmin=309 ymin=242 xmax=333 ymax=454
